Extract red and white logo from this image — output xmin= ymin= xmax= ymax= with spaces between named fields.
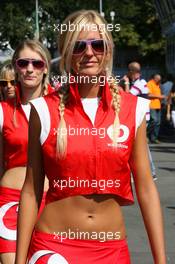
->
xmin=28 ymin=250 xmax=69 ymax=264
xmin=107 ymin=124 xmax=129 ymax=148
xmin=0 ymin=201 xmax=18 ymax=240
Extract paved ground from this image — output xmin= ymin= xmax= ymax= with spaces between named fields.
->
xmin=122 ymin=139 xmax=175 ymax=264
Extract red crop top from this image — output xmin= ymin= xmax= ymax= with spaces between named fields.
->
xmin=0 ymin=83 xmax=55 ymax=170
xmin=31 ymin=82 xmax=150 ymax=206
xmin=0 ymin=100 xmax=29 ymax=170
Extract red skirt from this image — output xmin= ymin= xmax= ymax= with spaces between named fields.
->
xmin=28 ymin=230 xmax=131 ymax=263
xmin=0 ymin=186 xmax=46 ymax=253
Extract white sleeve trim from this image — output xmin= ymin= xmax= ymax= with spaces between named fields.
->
xmin=135 ymin=97 xmax=150 ymax=136
xmin=0 ymin=104 xmax=3 ymax=133
xmin=30 ymin=98 xmax=50 ymax=145
xmin=21 ymin=104 xmax=31 ymax=121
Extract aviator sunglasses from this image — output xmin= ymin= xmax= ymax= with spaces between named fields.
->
xmin=0 ymin=79 xmax=16 ymax=87
xmin=16 ymin=58 xmax=45 ymax=70
xmin=73 ymin=39 xmax=106 ymax=55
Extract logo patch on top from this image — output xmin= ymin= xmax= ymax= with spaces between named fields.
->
xmin=107 ymin=125 xmax=129 ymax=148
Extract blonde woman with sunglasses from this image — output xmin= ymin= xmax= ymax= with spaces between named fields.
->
xmin=16 ymin=11 xmax=166 ymax=264
xmin=0 ymin=39 xmax=54 ymax=264
xmin=0 ymin=64 xmax=16 ymax=101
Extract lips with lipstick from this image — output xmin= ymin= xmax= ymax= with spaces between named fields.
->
xmin=24 ymin=76 xmax=37 ymax=80
xmin=80 ymin=61 xmax=98 ymax=67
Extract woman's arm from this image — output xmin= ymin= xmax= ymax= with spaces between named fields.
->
xmin=15 ymin=105 xmax=45 ymax=264
xmin=148 ymin=93 xmax=166 ymax=100
xmin=166 ymin=92 xmax=171 ymax=120
xmin=129 ymin=118 xmax=166 ymax=264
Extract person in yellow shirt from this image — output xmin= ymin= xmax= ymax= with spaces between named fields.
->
xmin=147 ymin=74 xmax=166 ymax=143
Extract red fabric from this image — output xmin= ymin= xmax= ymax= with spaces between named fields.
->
xmin=28 ymin=230 xmax=131 ymax=264
xmin=0 ymin=186 xmax=20 ymax=253
xmin=15 ymin=83 xmax=55 ymax=105
xmin=1 ymin=99 xmax=29 ymax=170
xmin=39 ymin=82 xmax=137 ymax=206
xmin=1 ymin=83 xmax=53 ymax=170
xmin=0 ymin=186 xmax=46 ymax=253
xmin=47 ymin=83 xmax=55 ymax=94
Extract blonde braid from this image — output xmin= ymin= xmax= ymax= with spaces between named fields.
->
xmin=56 ymin=85 xmax=69 ymax=159
xmin=110 ymin=78 xmax=121 ymax=146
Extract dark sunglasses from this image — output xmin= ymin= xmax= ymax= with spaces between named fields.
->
xmin=0 ymin=79 xmax=16 ymax=87
xmin=73 ymin=39 xmax=106 ymax=55
xmin=16 ymin=58 xmax=45 ymax=70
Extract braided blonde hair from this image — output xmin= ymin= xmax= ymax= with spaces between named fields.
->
xmin=56 ymin=84 xmax=69 ymax=158
xmin=57 ymin=10 xmax=121 ymax=158
xmin=110 ymin=78 xmax=121 ymax=146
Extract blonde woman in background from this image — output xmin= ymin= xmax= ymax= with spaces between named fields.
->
xmin=0 ymin=63 xmax=16 ymax=101
xmin=16 ymin=11 xmax=166 ymax=264
xmin=0 ymin=39 xmax=53 ymax=264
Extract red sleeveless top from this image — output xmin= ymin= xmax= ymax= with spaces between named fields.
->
xmin=1 ymin=100 xmax=29 ymax=170
xmin=32 ymin=82 xmax=142 ymax=205
xmin=0 ymin=83 xmax=54 ymax=170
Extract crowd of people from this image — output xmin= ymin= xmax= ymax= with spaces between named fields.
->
xmin=120 ymin=64 xmax=175 ymax=144
xmin=0 ymin=9 xmax=168 ymax=264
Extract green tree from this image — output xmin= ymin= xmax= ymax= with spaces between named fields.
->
xmin=0 ymin=0 xmax=165 ymax=66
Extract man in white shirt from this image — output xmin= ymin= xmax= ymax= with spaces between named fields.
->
xmin=121 ymin=62 xmax=150 ymax=118
xmin=121 ymin=62 xmax=157 ymax=180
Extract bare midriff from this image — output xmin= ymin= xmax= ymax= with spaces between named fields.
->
xmin=0 ymin=167 xmax=48 ymax=191
xmin=35 ymin=194 xmax=127 ymax=241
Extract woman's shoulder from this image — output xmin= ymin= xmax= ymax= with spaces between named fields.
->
xmin=0 ymin=98 xmax=15 ymax=110
xmin=29 ymin=92 xmax=61 ymax=119
xmin=0 ymin=99 xmax=16 ymax=131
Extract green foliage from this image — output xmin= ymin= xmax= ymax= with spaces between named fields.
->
xmin=0 ymin=0 xmax=165 ymax=63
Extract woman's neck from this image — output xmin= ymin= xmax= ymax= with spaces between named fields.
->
xmin=21 ymin=84 xmax=43 ymax=104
